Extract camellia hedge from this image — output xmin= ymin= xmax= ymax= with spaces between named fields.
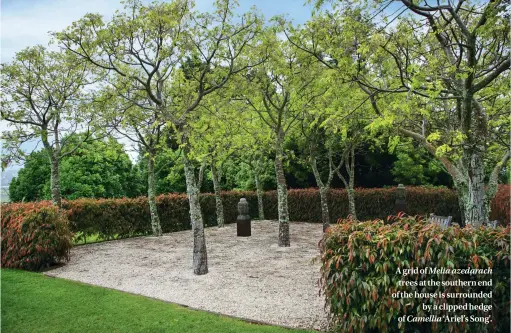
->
xmin=64 ymin=186 xmax=470 ymax=240
xmin=320 ymin=215 xmax=510 ymax=333
xmin=2 ymin=185 xmax=509 ymax=244
xmin=490 ymin=185 xmax=510 ymax=226
xmin=63 ymin=192 xmax=260 ymax=240
xmin=1 ymin=202 xmax=73 ymax=271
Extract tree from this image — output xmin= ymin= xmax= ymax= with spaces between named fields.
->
xmin=291 ymin=1 xmax=510 ymax=225
xmin=297 ymin=84 xmax=367 ymax=226
xmin=8 ymin=134 xmax=141 ymax=202
xmin=142 ymin=148 xmax=188 ymax=195
xmin=188 ymin=97 xmax=242 ymax=228
xmin=391 ymin=139 xmax=450 ymax=186
xmin=242 ymin=152 xmax=274 ymax=220
xmin=9 ymin=151 xmax=50 ymax=202
xmin=57 ymin=0 xmax=262 ymax=274
xmin=238 ymin=25 xmax=327 ymax=246
xmin=1 ymin=46 xmax=98 ymax=207
xmin=225 ymin=83 xmax=276 ymax=221
xmin=59 ymin=135 xmax=139 ymax=200
xmin=100 ymin=87 xmax=167 ymax=236
xmin=334 ymin=120 xmax=371 ymax=221
xmin=297 ymin=108 xmax=342 ymax=229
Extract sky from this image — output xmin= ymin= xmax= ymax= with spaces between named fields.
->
xmin=1 ymin=0 xmax=315 ymax=61
xmin=0 ymin=0 xmax=317 ymax=178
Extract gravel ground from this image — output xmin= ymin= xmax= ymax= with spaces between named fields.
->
xmin=45 ymin=220 xmax=329 ymax=330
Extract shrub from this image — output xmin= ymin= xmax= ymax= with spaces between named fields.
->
xmin=320 ymin=215 xmax=510 ymax=333
xmin=283 ymin=187 xmax=460 ymax=223
xmin=1 ymin=202 xmax=73 ymax=271
xmin=63 ymin=192 xmax=262 ymax=241
xmin=490 ymin=185 xmax=510 ymax=226
xmin=5 ymin=185 xmax=509 ymax=242
xmin=64 ymin=197 xmax=152 ymax=240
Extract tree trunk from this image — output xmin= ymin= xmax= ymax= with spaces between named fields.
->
xmin=463 ymin=152 xmax=488 ymax=226
xmin=183 ymin=150 xmax=208 ymax=275
xmin=347 ymin=187 xmax=357 ymax=221
xmin=211 ymin=164 xmax=225 ymax=227
xmin=254 ymin=173 xmax=265 ymax=220
xmin=197 ymin=160 xmax=206 ymax=190
xmin=310 ymin=155 xmax=330 ymax=231
xmin=274 ymin=134 xmax=290 ymax=247
xmin=347 ymin=149 xmax=357 ymax=220
xmin=318 ymin=186 xmax=330 ymax=232
xmin=147 ymin=154 xmax=162 ymax=236
xmin=454 ymin=181 xmax=467 ymax=226
xmin=49 ymin=154 xmax=62 ymax=208
xmin=41 ymin=129 xmax=62 ymax=208
xmin=337 ymin=149 xmax=358 ymax=221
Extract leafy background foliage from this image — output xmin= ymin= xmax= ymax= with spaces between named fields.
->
xmin=9 ymin=136 xmax=144 ymax=201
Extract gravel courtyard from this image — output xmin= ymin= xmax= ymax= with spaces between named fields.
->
xmin=45 ymin=220 xmax=329 ymax=330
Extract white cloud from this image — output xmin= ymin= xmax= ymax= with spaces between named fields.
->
xmin=0 ymin=0 xmax=221 ymax=62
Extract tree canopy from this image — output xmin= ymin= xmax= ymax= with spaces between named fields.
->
xmin=9 ymin=135 xmax=141 ymax=202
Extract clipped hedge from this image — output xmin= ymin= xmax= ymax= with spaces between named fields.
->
xmin=4 ymin=185 xmax=509 ymax=242
xmin=320 ymin=216 xmax=510 ymax=333
xmin=63 ymin=191 xmax=262 ymax=240
xmin=280 ymin=187 xmax=464 ymax=223
xmin=490 ymin=185 xmax=510 ymax=226
xmin=1 ymin=202 xmax=73 ymax=271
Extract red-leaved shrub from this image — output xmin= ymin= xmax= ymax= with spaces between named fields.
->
xmin=3 ymin=185 xmax=509 ymax=243
xmin=1 ymin=202 xmax=73 ymax=271
xmin=490 ymin=185 xmax=510 ymax=226
xmin=321 ymin=215 xmax=510 ymax=333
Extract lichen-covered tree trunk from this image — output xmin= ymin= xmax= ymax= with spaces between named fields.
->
xmin=347 ymin=187 xmax=357 ymax=221
xmin=274 ymin=134 xmax=290 ymax=247
xmin=147 ymin=154 xmax=162 ymax=236
xmin=462 ymin=152 xmax=488 ymax=226
xmin=197 ymin=160 xmax=206 ymax=190
xmin=211 ymin=164 xmax=225 ymax=227
xmin=183 ymin=151 xmax=208 ymax=275
xmin=337 ymin=149 xmax=358 ymax=222
xmin=347 ymin=149 xmax=357 ymax=220
xmin=453 ymin=179 xmax=468 ymax=226
xmin=310 ymin=156 xmax=330 ymax=231
xmin=42 ymin=129 xmax=63 ymax=208
xmin=318 ymin=186 xmax=330 ymax=232
xmin=254 ymin=173 xmax=265 ymax=220
xmin=49 ymin=154 xmax=62 ymax=208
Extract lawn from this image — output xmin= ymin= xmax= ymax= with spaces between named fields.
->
xmin=1 ymin=269 xmax=316 ymax=333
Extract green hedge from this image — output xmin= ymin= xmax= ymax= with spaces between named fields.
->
xmin=1 ymin=202 xmax=73 ymax=271
xmin=320 ymin=216 xmax=510 ymax=333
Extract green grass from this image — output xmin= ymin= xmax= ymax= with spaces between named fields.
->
xmin=72 ymin=232 xmax=142 ymax=245
xmin=1 ymin=269 xmax=316 ymax=333
xmin=72 ymin=232 xmax=107 ymax=245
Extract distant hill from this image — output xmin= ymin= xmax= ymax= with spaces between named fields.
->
xmin=1 ymin=186 xmax=9 ymax=203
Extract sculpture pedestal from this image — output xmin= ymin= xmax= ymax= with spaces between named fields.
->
xmin=394 ymin=184 xmax=407 ymax=215
xmin=236 ymin=198 xmax=251 ymax=237
xmin=395 ymin=199 xmax=407 ymax=214
xmin=237 ymin=217 xmax=251 ymax=237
